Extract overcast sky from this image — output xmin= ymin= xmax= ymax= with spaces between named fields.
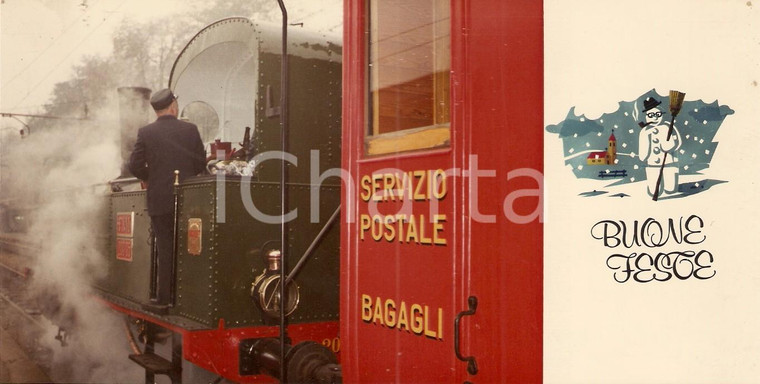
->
xmin=1 ymin=0 xmax=185 ymax=113
xmin=0 ymin=0 xmax=341 ymax=131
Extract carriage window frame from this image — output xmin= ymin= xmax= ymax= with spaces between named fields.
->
xmin=364 ymin=0 xmax=451 ymax=156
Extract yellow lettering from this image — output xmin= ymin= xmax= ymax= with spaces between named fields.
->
xmin=406 ymin=215 xmax=418 ymax=243
xmin=359 ymin=213 xmax=448 ymax=246
xmin=395 ymin=214 xmax=406 ymax=242
xmin=433 ymin=214 xmax=447 ymax=245
xmin=360 ymin=295 xmax=443 ymax=342
xmin=433 ymin=169 xmax=447 ymax=199
xmin=405 ymin=171 xmax=414 ymax=200
xmin=383 ymin=173 xmax=396 ymax=201
xmin=371 ymin=215 xmax=383 ymax=241
xmin=372 ymin=174 xmax=382 ymax=201
xmin=359 ymin=214 xmax=370 ymax=241
xmin=360 ymin=169 xmax=446 ymax=203
xmin=384 ymin=299 xmax=396 ymax=327
xmin=383 ymin=215 xmax=396 ymax=242
xmin=424 ymin=305 xmax=437 ymax=338
xmin=419 ymin=215 xmax=432 ymax=245
xmin=360 ymin=175 xmax=372 ymax=202
xmin=361 ymin=294 xmax=372 ymax=322
xmin=411 ymin=304 xmax=424 ymax=334
xmin=438 ymin=307 xmax=443 ymax=340
xmin=427 ymin=170 xmax=434 ymax=199
xmin=413 ymin=170 xmax=426 ymax=201
xmin=397 ymin=301 xmax=409 ymax=331
xmin=395 ymin=173 xmax=405 ymax=200
xmin=358 ymin=170 xmax=449 ymax=247
xmin=373 ymin=297 xmax=384 ymax=325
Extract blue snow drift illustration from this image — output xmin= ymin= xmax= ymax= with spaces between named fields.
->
xmin=546 ymin=89 xmax=733 ymax=198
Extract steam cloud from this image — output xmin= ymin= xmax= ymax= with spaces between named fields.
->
xmin=2 ymin=95 xmax=142 ymax=383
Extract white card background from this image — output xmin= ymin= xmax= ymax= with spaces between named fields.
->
xmin=545 ymin=1 xmax=760 ymax=382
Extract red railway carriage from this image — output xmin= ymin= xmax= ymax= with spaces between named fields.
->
xmin=340 ymin=0 xmax=543 ymax=382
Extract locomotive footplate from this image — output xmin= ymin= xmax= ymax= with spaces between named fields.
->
xmin=91 ymin=289 xmax=209 ymax=331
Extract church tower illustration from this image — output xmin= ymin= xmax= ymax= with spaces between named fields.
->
xmin=607 ymin=131 xmax=617 ymax=163
xmin=586 ymin=130 xmax=617 ymax=165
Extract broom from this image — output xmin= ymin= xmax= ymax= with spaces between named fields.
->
xmin=652 ymin=90 xmax=686 ymax=201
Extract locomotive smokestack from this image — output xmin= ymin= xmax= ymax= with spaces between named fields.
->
xmin=117 ymin=87 xmax=152 ymax=177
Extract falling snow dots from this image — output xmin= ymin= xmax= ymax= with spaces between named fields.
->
xmin=546 ymin=93 xmax=731 ymax=188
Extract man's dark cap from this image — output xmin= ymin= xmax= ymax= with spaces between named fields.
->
xmin=150 ymin=88 xmax=177 ymax=110
xmin=642 ymin=97 xmax=662 ymax=112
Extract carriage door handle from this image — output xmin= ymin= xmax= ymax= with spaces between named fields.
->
xmin=454 ymin=296 xmax=478 ymax=375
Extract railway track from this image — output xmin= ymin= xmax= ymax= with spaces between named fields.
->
xmin=0 ymin=232 xmax=61 ymax=381
xmin=0 ymin=233 xmax=35 ymax=278
xmin=0 ymin=231 xmax=148 ymax=383
xmin=0 ymin=232 xmax=42 ymax=322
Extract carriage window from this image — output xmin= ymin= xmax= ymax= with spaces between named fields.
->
xmin=366 ymin=0 xmax=450 ymax=156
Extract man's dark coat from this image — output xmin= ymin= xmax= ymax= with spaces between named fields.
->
xmin=128 ymin=115 xmax=206 ymax=216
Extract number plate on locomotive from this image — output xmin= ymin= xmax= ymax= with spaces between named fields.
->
xmin=187 ymin=218 xmax=202 ymax=256
xmin=115 ymin=212 xmax=135 ymax=261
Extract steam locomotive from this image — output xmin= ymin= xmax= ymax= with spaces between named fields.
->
xmin=98 ymin=17 xmax=342 ymax=384
xmin=97 ymin=0 xmax=544 ymax=383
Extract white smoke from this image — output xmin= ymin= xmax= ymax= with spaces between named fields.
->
xmin=3 ymin=96 xmax=143 ymax=382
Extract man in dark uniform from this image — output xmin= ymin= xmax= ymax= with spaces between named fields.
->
xmin=129 ymin=88 xmax=206 ymax=308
